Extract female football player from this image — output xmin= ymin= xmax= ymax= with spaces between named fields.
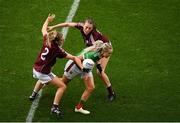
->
xmin=29 ymin=14 xmax=85 ymax=116
xmin=58 ymin=41 xmax=113 ymax=115
xmin=48 ymin=18 xmax=116 ymax=101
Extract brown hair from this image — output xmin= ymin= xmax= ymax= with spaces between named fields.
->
xmin=48 ymin=30 xmax=64 ymax=46
xmin=52 ymin=32 xmax=64 ymax=46
xmin=84 ymin=18 xmax=96 ymax=31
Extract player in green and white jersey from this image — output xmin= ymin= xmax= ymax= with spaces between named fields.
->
xmin=59 ymin=40 xmax=113 ymax=115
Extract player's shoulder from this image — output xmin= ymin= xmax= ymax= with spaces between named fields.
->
xmin=56 ymin=46 xmax=68 ymax=58
xmin=78 ymin=22 xmax=84 ymax=26
xmin=76 ymin=22 xmax=84 ymax=28
xmin=86 ymin=51 xmax=97 ymax=55
xmin=52 ymin=43 xmax=63 ymax=51
xmin=94 ymin=29 xmax=102 ymax=35
xmin=92 ymin=29 xmax=103 ymax=38
xmin=57 ymin=46 xmax=66 ymax=52
xmin=94 ymin=29 xmax=109 ymax=42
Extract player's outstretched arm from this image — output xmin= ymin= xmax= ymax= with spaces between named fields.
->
xmin=77 ymin=46 xmax=96 ymax=56
xmin=65 ymin=54 xmax=83 ymax=70
xmin=42 ymin=14 xmax=55 ymax=36
xmin=83 ymin=46 xmax=96 ymax=52
xmin=78 ymin=40 xmax=104 ymax=55
xmin=48 ymin=22 xmax=77 ymax=31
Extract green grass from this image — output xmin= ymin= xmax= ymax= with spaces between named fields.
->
xmin=0 ymin=0 xmax=180 ymax=121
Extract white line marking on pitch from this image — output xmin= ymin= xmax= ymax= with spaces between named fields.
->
xmin=26 ymin=0 xmax=80 ymax=122
xmin=26 ymin=90 xmax=42 ymax=122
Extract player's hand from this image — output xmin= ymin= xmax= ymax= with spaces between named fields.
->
xmin=48 ymin=13 xmax=55 ymax=22
xmin=47 ymin=26 xmax=53 ymax=31
xmin=82 ymin=68 xmax=91 ymax=73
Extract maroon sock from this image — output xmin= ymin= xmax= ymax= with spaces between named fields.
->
xmin=52 ymin=104 xmax=58 ymax=109
xmin=107 ymin=85 xmax=114 ymax=95
xmin=76 ymin=103 xmax=83 ymax=109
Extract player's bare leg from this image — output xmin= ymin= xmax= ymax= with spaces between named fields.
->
xmin=51 ymin=77 xmax=67 ymax=116
xmin=97 ymin=57 xmax=116 ymax=102
xmin=75 ymin=76 xmax=95 ymax=114
xmin=29 ymin=80 xmax=44 ymax=101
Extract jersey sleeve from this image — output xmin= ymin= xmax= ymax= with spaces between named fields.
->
xmin=95 ymin=30 xmax=109 ymax=43
xmin=99 ymin=35 xmax=109 ymax=43
xmin=75 ymin=22 xmax=83 ymax=30
xmin=57 ymin=47 xmax=68 ymax=58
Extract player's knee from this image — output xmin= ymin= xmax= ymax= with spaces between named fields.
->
xmin=101 ymin=70 xmax=106 ymax=75
xmin=57 ymin=82 xmax=66 ymax=90
xmin=87 ymin=85 xmax=95 ymax=92
xmin=62 ymin=83 xmax=67 ymax=90
xmin=96 ymin=69 xmax=105 ymax=76
xmin=62 ymin=77 xmax=69 ymax=85
xmin=96 ymin=64 xmax=103 ymax=75
xmin=96 ymin=69 xmax=100 ymax=75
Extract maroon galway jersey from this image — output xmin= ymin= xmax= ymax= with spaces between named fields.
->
xmin=75 ymin=23 xmax=109 ymax=47
xmin=33 ymin=34 xmax=67 ymax=74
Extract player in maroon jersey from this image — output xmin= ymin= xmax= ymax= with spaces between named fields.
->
xmin=29 ymin=14 xmax=87 ymax=116
xmin=48 ymin=18 xmax=116 ymax=101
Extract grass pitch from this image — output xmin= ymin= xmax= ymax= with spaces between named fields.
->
xmin=0 ymin=0 xmax=180 ymax=121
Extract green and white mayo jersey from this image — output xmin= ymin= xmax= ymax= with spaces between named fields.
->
xmin=83 ymin=51 xmax=101 ymax=63
xmin=77 ymin=49 xmax=101 ymax=63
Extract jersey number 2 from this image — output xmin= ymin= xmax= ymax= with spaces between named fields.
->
xmin=41 ymin=47 xmax=49 ymax=61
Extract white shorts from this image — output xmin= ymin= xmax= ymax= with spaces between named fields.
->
xmin=33 ymin=68 xmax=56 ymax=84
xmin=64 ymin=60 xmax=93 ymax=80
